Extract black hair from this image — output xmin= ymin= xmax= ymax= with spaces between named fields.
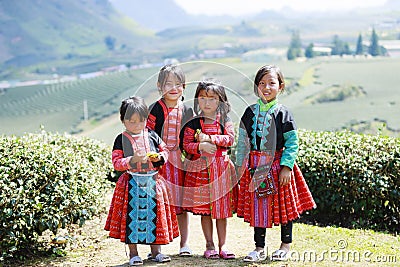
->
xmin=253 ymin=65 xmax=285 ymax=97
xmin=119 ymin=96 xmax=148 ymax=122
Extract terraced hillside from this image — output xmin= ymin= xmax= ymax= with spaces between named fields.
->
xmin=0 ymin=67 xmax=159 ymax=134
xmin=1 ymin=58 xmax=399 ymax=142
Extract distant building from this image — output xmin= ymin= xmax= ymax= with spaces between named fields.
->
xmin=163 ymin=58 xmax=179 ymax=65
xmin=15 ymin=80 xmax=41 ymax=87
xmin=312 ymin=43 xmax=332 ymax=56
xmin=79 ymin=71 xmax=104 ymax=79
xmin=0 ymin=81 xmax=10 ymax=89
xmin=241 ymin=48 xmax=286 ymax=62
xmin=380 ymin=40 xmax=400 ymax=58
xmin=101 ymin=64 xmax=127 ymax=73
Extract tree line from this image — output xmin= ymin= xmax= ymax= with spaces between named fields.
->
xmin=287 ymin=28 xmax=387 ymax=60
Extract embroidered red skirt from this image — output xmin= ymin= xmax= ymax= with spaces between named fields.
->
xmin=104 ymin=172 xmax=179 ymax=244
xmin=183 ymin=155 xmax=238 ymax=219
xmin=237 ymin=151 xmax=316 ymax=228
xmin=158 ymin=149 xmax=185 ymax=215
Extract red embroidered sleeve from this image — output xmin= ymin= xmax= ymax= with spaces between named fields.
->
xmin=210 ymin=121 xmax=235 ymax=147
xmin=146 ymin=113 xmax=156 ymax=130
xmin=183 ymin=127 xmax=200 ymax=156
xmin=112 ymin=149 xmax=131 ymax=171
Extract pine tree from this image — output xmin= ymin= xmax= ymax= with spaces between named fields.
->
xmin=287 ymin=30 xmax=302 ymax=60
xmin=104 ymin=36 xmax=116 ymax=51
xmin=331 ymin=35 xmax=341 ymax=55
xmin=369 ymin=28 xmax=380 ymax=56
xmin=343 ymin=43 xmax=350 ymax=55
xmin=355 ymin=33 xmax=363 ymax=55
xmin=331 ymin=35 xmax=350 ymax=56
xmin=305 ymin=43 xmax=314 ymax=58
xmin=287 ymin=48 xmax=296 ymax=60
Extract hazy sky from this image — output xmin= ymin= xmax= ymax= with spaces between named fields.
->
xmin=173 ymin=0 xmax=388 ymax=16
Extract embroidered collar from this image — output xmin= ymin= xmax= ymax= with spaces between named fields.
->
xmin=257 ymin=99 xmax=277 ymax=112
xmin=251 ymin=100 xmax=277 ymax=150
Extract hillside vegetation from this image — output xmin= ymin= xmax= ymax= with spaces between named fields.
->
xmin=0 ymin=0 xmax=153 ymax=75
xmin=1 ymin=0 xmax=399 ymax=81
xmin=0 ymin=130 xmax=113 ymax=261
xmin=1 ymin=58 xmax=399 ymax=140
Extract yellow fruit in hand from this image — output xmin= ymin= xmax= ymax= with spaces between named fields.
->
xmin=195 ymin=129 xmax=201 ymax=139
xmin=146 ymin=152 xmax=159 ymax=158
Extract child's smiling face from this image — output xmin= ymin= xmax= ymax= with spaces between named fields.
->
xmin=159 ymin=73 xmax=184 ymax=103
xmin=257 ymin=71 xmax=284 ymax=103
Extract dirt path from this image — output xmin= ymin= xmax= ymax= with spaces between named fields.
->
xmin=24 ymin=192 xmax=283 ymax=267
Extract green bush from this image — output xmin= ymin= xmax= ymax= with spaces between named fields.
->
xmin=0 ymin=130 xmax=113 ymax=260
xmin=297 ymin=129 xmax=400 ymax=233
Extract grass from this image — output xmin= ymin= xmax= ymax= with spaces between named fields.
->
xmin=20 ymin=220 xmax=400 ymax=267
xmin=304 ymin=84 xmax=366 ymax=104
xmin=338 ymin=119 xmax=398 ymax=136
xmin=297 ymin=66 xmax=315 ymax=87
xmin=15 ymin=190 xmax=400 ymax=267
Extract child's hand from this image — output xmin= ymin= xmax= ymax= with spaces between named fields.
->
xmin=194 ymin=129 xmax=202 ymax=142
xmin=199 ymin=142 xmax=217 ymax=154
xmin=131 ymin=151 xmax=148 ymax=164
xmin=279 ymin=166 xmax=292 ymax=186
xmin=149 ymin=156 xmax=161 ymax=162
xmin=198 ymin=132 xmax=212 ymax=143
xmin=194 ymin=129 xmax=212 ymax=143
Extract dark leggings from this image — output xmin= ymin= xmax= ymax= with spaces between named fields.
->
xmin=254 ymin=221 xmax=293 ymax=248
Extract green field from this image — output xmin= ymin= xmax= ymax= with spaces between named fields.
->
xmin=1 ymin=57 xmax=399 ymax=145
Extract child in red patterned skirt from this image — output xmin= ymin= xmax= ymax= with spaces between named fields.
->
xmin=235 ymin=65 xmax=316 ymax=262
xmin=104 ymin=96 xmax=179 ymax=266
xmin=146 ymin=64 xmax=194 ymax=257
xmin=181 ymin=79 xmax=237 ymax=260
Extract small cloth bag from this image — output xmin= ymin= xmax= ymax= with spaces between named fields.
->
xmin=249 ymin=165 xmax=277 ymax=198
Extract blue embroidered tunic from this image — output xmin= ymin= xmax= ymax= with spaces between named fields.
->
xmin=236 ymin=99 xmax=299 ymax=169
